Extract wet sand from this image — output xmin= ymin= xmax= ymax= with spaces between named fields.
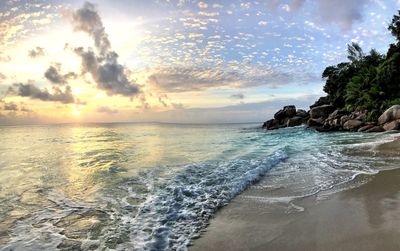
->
xmin=192 ymin=140 xmax=400 ymax=251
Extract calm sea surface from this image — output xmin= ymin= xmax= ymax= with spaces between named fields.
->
xmin=0 ymin=123 xmax=399 ymax=250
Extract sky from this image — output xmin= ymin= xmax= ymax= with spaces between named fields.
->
xmin=0 ymin=0 xmax=399 ymax=124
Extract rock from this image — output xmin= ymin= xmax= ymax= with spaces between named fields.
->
xmin=343 ymin=119 xmax=363 ymax=131
xmin=263 ymin=119 xmax=284 ymax=130
xmin=383 ymin=120 xmax=400 ymax=131
xmin=358 ymin=124 xmax=375 ymax=132
xmin=355 ymin=113 xmax=367 ymax=121
xmin=366 ymin=126 xmax=385 ymax=132
xmin=296 ymin=109 xmax=309 ymax=118
xmin=283 ymin=105 xmax=297 ymax=118
xmin=274 ymin=105 xmax=296 ymax=120
xmin=340 ymin=115 xmax=350 ymax=126
xmin=274 ymin=109 xmax=286 ymax=120
xmin=308 ymin=118 xmax=325 ymax=127
xmin=328 ymin=110 xmax=339 ymax=120
xmin=262 ymin=119 xmax=274 ymax=129
xmin=310 ymin=105 xmax=335 ymax=119
xmin=287 ymin=116 xmax=304 ymax=127
xmin=332 ymin=118 xmax=341 ymax=128
xmin=310 ymin=96 xmax=330 ymax=109
xmin=315 ymin=126 xmax=333 ymax=132
xmin=378 ymin=105 xmax=400 ymax=125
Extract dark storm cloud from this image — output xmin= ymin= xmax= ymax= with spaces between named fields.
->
xmin=28 ymin=47 xmax=45 ymax=58
xmin=97 ymin=106 xmax=118 ymax=114
xmin=44 ymin=65 xmax=77 ymax=84
xmin=10 ymin=83 xmax=75 ymax=104
xmin=70 ymin=2 xmax=140 ymax=97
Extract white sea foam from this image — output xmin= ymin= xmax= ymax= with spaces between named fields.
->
xmin=121 ymin=150 xmax=288 ymax=250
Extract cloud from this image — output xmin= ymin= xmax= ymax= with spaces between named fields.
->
xmin=230 ymin=93 xmax=245 ymax=99
xmin=70 ymin=2 xmax=140 ymax=97
xmin=3 ymin=102 xmax=18 ymax=111
xmin=258 ymin=21 xmax=268 ymax=26
xmin=97 ymin=106 xmax=118 ymax=114
xmin=71 ymin=2 xmax=110 ymax=55
xmin=0 ymin=54 xmax=11 ymax=62
xmin=44 ymin=65 xmax=77 ymax=84
xmin=131 ymin=94 xmax=320 ymax=124
xmin=74 ymin=47 xmax=140 ymax=96
xmin=148 ymin=66 xmax=319 ymax=92
xmin=9 ymin=83 xmax=75 ymax=104
xmin=198 ymin=1 xmax=208 ymax=9
xmin=0 ymin=72 xmax=6 ymax=82
xmin=148 ymin=67 xmax=239 ymax=92
xmin=28 ymin=47 xmax=45 ymax=58
xmin=284 ymin=0 xmax=367 ymax=30
xmin=289 ymin=0 xmax=306 ymax=12
xmin=317 ymin=0 xmax=368 ymax=31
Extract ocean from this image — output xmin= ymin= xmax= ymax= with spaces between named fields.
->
xmin=0 ymin=123 xmax=399 ymax=250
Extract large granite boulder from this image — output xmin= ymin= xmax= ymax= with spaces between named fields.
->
xmin=383 ymin=120 xmax=400 ymax=131
xmin=310 ymin=105 xmax=335 ymax=119
xmin=366 ymin=126 xmax=385 ymax=132
xmin=340 ymin=115 xmax=350 ymax=126
xmin=378 ymin=105 xmax=400 ymax=125
xmin=358 ymin=124 xmax=375 ymax=132
xmin=343 ymin=119 xmax=363 ymax=131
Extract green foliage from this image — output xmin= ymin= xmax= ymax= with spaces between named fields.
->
xmin=382 ymin=98 xmax=400 ymax=109
xmin=388 ymin=10 xmax=400 ymax=42
xmin=376 ymin=52 xmax=400 ymax=99
xmin=320 ymin=10 xmax=400 ymax=121
xmin=347 ymin=42 xmax=364 ymax=63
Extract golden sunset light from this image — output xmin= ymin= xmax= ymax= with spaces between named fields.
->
xmin=2 ymin=1 xmax=400 ymax=250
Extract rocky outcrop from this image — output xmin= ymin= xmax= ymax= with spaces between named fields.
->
xmin=262 ymin=105 xmax=309 ymax=130
xmin=310 ymin=105 xmax=335 ymax=119
xmin=274 ymin=105 xmax=296 ymax=120
xmin=357 ymin=124 xmax=375 ymax=132
xmin=263 ymin=104 xmax=400 ymax=133
xmin=378 ymin=105 xmax=400 ymax=125
xmin=383 ymin=120 xmax=400 ymax=131
xmin=343 ymin=119 xmax=363 ymax=131
xmin=287 ymin=116 xmax=304 ymax=127
xmin=365 ymin=126 xmax=385 ymax=132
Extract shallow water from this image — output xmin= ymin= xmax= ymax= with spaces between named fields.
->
xmin=0 ymin=123 xmax=399 ymax=250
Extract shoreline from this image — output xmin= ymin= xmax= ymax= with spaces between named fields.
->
xmin=191 ymin=139 xmax=400 ymax=251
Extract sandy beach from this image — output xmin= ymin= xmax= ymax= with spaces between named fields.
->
xmin=192 ymin=139 xmax=400 ymax=251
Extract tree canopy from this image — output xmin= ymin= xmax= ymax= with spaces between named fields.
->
xmin=321 ymin=11 xmax=400 ymax=121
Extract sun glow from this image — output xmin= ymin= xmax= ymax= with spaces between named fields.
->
xmin=72 ymin=108 xmax=81 ymax=116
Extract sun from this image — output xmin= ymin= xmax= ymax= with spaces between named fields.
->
xmin=72 ymin=108 xmax=81 ymax=116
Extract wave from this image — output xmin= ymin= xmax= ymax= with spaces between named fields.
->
xmin=121 ymin=150 xmax=288 ymax=250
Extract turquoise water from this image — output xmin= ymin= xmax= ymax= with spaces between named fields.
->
xmin=0 ymin=123 xmax=399 ymax=250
